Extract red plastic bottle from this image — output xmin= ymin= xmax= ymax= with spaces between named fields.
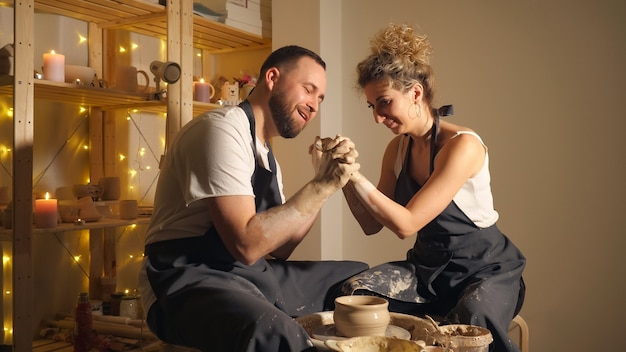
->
xmin=74 ymin=292 xmax=93 ymax=352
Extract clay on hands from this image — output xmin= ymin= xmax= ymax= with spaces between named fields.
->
xmin=309 ymin=135 xmax=360 ymax=192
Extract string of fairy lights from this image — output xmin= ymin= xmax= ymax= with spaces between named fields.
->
xmin=0 ymin=105 xmax=162 ymax=344
xmin=0 ymin=19 xmax=181 ymax=344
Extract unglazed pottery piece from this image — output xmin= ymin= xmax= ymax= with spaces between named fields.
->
xmin=434 ymin=324 xmax=493 ymax=352
xmin=333 ymin=296 xmax=391 ymax=338
xmin=325 ymin=336 xmax=427 ymax=352
xmin=295 ymin=311 xmax=438 ymax=351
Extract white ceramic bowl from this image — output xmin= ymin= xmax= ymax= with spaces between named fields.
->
xmin=65 ymin=65 xmax=97 ymax=85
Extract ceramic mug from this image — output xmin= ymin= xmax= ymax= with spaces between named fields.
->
xmin=119 ymin=199 xmax=138 ymax=220
xmin=114 ymin=66 xmax=150 ymax=92
xmin=193 ymin=80 xmax=215 ymax=102
xmin=99 ymin=176 xmax=121 ymax=201
xmin=334 ymin=296 xmax=390 ymax=338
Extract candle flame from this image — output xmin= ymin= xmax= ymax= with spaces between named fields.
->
xmin=199 ymin=78 xmax=205 ymax=83
xmin=45 ymin=192 xmax=50 ymax=200
xmin=51 ymin=50 xmax=56 ymax=54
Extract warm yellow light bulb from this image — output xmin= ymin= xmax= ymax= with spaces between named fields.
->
xmin=74 ymin=255 xmax=81 ymax=262
xmin=78 ymin=34 xmax=87 ymax=43
xmin=119 ymin=154 xmax=126 ymax=161
xmin=119 ymin=46 xmax=126 ymax=53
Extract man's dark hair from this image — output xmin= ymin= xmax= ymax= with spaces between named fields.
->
xmin=258 ymin=45 xmax=326 ymax=83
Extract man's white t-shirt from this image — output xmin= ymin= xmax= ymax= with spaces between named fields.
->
xmin=139 ymin=106 xmax=285 ymax=314
xmin=145 ymin=105 xmax=285 ymax=246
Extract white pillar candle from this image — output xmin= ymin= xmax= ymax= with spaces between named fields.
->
xmin=43 ymin=50 xmax=65 ymax=82
xmin=35 ymin=192 xmax=58 ymax=228
xmin=193 ymin=78 xmax=214 ymax=102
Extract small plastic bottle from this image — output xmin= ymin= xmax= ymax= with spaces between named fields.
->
xmin=74 ymin=292 xmax=93 ymax=352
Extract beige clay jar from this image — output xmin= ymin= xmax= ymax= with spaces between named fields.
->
xmin=333 ymin=295 xmax=390 ymax=338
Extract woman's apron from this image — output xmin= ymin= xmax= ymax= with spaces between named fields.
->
xmin=345 ymin=107 xmax=525 ymax=310
xmin=397 ymin=110 xmax=524 ymax=305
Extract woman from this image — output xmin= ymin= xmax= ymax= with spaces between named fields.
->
xmin=336 ymin=23 xmax=526 ymax=352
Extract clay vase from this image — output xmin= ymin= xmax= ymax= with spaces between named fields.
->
xmin=333 ymin=295 xmax=390 ymax=338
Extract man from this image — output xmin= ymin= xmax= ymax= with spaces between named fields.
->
xmin=138 ymin=45 xmax=368 ymax=351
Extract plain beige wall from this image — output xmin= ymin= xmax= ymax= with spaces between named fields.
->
xmin=274 ymin=0 xmax=626 ymax=350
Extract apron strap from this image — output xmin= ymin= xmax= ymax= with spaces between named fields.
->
xmin=429 ymin=105 xmax=454 ymax=175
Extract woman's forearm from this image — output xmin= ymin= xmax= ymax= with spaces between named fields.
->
xmin=345 ymin=172 xmax=420 ymax=239
xmin=343 ymin=180 xmax=383 ymax=234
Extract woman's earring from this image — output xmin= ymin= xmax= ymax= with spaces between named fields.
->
xmin=410 ymin=102 xmax=421 ymax=119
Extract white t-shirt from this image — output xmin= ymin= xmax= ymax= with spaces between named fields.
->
xmin=139 ymin=106 xmax=285 ymax=315
xmin=145 ymin=105 xmax=285 ymax=246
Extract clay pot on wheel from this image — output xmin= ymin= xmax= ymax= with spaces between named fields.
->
xmin=333 ymin=296 xmax=390 ymax=338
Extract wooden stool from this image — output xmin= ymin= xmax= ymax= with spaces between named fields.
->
xmin=508 ymin=315 xmax=529 ymax=352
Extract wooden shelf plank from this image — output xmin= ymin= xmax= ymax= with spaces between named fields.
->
xmin=2 ymin=0 xmax=271 ymax=52
xmin=0 ymin=217 xmax=150 ymax=240
xmin=1 ymin=75 xmax=220 ymax=115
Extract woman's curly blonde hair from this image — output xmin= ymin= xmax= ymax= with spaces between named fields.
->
xmin=357 ymin=23 xmax=436 ymax=105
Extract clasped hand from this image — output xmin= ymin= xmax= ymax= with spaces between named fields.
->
xmin=308 ymin=135 xmax=360 ymax=190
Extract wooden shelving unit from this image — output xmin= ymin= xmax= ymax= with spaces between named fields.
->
xmin=3 ymin=0 xmax=271 ymax=53
xmin=4 ymin=0 xmax=271 ymax=350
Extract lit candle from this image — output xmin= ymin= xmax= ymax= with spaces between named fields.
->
xmin=193 ymin=78 xmax=214 ymax=102
xmin=35 ymin=192 xmax=58 ymax=228
xmin=43 ymin=50 xmax=65 ymax=82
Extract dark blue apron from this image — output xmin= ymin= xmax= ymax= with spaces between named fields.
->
xmin=343 ymin=107 xmax=526 ymax=352
xmin=144 ymin=100 xmax=286 ymax=308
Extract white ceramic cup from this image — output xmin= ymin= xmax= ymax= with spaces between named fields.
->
xmin=99 ymin=176 xmax=121 ymax=201
xmin=114 ymin=66 xmax=150 ymax=92
xmin=119 ymin=199 xmax=138 ymax=220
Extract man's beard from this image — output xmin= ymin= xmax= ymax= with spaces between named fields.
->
xmin=268 ymin=86 xmax=303 ymax=139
